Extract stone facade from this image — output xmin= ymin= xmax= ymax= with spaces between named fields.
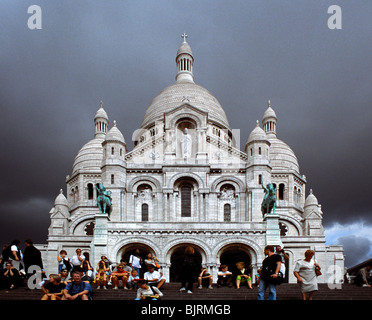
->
xmin=42 ymin=37 xmax=344 ymax=284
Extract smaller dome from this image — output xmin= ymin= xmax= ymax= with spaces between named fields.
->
xmin=246 ymin=120 xmax=269 ymax=145
xmin=177 ymin=41 xmax=193 ymax=57
xmin=54 ymin=189 xmax=68 ymax=207
xmin=72 ymin=137 xmax=104 ymax=173
xmin=262 ymin=100 xmax=277 ymax=121
xmin=268 ymin=137 xmax=300 ymax=173
xmin=95 ymin=101 xmax=108 ymax=120
xmin=305 ymin=189 xmax=319 ymax=207
xmin=105 ymin=120 xmax=125 ymax=145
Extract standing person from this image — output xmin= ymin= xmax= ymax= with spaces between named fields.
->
xmin=57 ymin=250 xmax=71 ymax=273
xmin=257 ymin=245 xmax=282 ymax=300
xmin=70 ymin=249 xmax=85 ymax=274
xmin=293 ymin=249 xmax=320 ymax=300
xmin=62 ymin=271 xmax=92 ymax=300
xmin=179 ymin=246 xmax=198 ymax=294
xmin=276 ymin=245 xmax=289 ymax=280
xmin=129 ymin=249 xmax=142 ymax=277
xmin=145 ymin=252 xmax=160 ymax=270
xmin=81 ymin=259 xmax=94 ymax=283
xmin=23 ymin=239 xmax=43 ymax=276
xmin=8 ymin=240 xmax=23 ymax=271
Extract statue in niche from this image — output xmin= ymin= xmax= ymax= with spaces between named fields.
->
xmin=261 ymin=181 xmax=276 ymax=216
xmin=139 ymin=186 xmax=152 ymax=202
xmin=220 ymin=187 xmax=235 ymax=200
xmin=180 ymin=128 xmax=192 ymax=159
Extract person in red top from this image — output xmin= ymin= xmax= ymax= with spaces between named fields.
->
xmin=111 ymin=265 xmax=128 ymax=289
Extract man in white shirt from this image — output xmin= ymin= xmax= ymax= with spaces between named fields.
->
xmin=144 ymin=265 xmax=165 ymax=289
xmin=70 ymin=249 xmax=85 ymax=274
xmin=217 ymin=265 xmax=233 ymax=287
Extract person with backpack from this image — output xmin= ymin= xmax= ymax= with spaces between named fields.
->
xmin=257 ymin=245 xmax=282 ymax=300
xmin=7 ymin=240 xmax=23 ymax=271
xmin=62 ymin=271 xmax=92 ymax=300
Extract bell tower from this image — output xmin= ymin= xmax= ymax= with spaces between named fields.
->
xmin=175 ymin=33 xmax=194 ymax=83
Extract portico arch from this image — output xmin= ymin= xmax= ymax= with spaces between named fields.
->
xmin=110 ymin=237 xmax=161 ymax=266
xmin=164 ymin=238 xmax=210 ymax=282
xmin=213 ymin=238 xmax=263 ymax=283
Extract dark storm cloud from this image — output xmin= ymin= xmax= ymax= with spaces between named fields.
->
xmin=337 ymin=235 xmax=372 ymax=267
xmin=0 ymin=0 xmax=371 ymax=263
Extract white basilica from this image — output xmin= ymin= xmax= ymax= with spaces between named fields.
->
xmin=43 ymin=36 xmax=344 ymax=284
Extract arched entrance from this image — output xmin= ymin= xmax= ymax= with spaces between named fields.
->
xmin=169 ymin=244 xmax=203 ymax=282
xmin=219 ymin=244 xmax=252 ymax=277
xmin=117 ymin=243 xmax=156 ymax=277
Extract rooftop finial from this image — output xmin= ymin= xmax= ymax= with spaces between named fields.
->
xmin=181 ymin=32 xmax=188 ymax=43
xmin=100 ymin=100 xmax=103 ymax=108
xmin=268 ymin=100 xmax=271 ymax=108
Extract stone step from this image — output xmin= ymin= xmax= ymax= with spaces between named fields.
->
xmin=1 ymin=282 xmax=372 ymax=301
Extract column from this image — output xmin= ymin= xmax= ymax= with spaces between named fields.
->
xmin=264 ymin=214 xmax=282 ymax=247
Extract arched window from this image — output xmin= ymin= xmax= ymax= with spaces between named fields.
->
xmin=279 ymin=184 xmax=285 ymax=200
xmin=224 ymin=204 xmax=231 ymax=222
xmin=142 ymin=204 xmax=149 ymax=221
xmin=181 ymin=185 xmax=192 ymax=217
xmin=88 ymin=183 xmax=94 ymax=200
xmin=294 ymin=186 xmax=297 ymax=203
xmin=111 ymin=174 xmax=115 ymax=184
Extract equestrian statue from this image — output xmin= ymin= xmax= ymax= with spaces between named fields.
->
xmin=95 ymin=182 xmax=112 ymax=217
xmin=261 ymin=181 xmax=277 ymax=217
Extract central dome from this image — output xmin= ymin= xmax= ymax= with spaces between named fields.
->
xmin=140 ymin=81 xmax=230 ymax=129
xmin=140 ymin=36 xmax=230 ymax=130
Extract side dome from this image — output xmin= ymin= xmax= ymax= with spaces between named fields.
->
xmin=54 ymin=189 xmax=68 ymax=207
xmin=246 ymin=120 xmax=269 ymax=145
xmin=304 ymin=189 xmax=319 ymax=207
xmin=268 ymin=136 xmax=300 ymax=173
xmin=72 ymin=137 xmax=104 ymax=174
xmin=141 ymin=82 xmax=230 ymax=129
xmin=105 ymin=120 xmax=125 ymax=145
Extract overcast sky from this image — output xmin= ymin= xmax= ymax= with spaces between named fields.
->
xmin=0 ymin=0 xmax=371 ymax=267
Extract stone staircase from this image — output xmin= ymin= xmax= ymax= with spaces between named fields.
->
xmin=0 ymin=282 xmax=372 ymax=300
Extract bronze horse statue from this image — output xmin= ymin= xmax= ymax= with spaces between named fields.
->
xmin=95 ymin=182 xmax=112 ymax=216
xmin=261 ymin=182 xmax=276 ymax=216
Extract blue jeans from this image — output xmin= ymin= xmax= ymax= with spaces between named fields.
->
xmin=257 ymin=278 xmax=277 ymax=300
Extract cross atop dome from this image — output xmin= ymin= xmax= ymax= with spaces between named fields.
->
xmin=181 ymin=33 xmax=188 ymax=42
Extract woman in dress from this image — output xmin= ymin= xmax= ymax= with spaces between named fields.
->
xmin=293 ymin=249 xmax=320 ymax=300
